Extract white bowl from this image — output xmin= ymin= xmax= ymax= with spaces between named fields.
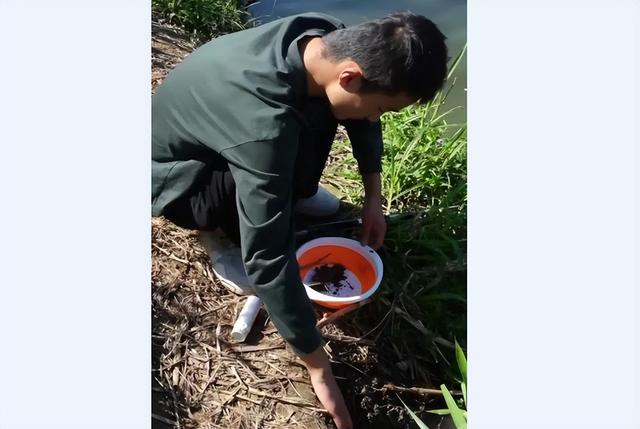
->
xmin=296 ymin=237 xmax=383 ymax=308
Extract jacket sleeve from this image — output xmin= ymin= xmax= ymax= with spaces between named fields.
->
xmin=342 ymin=119 xmax=384 ymax=174
xmin=221 ymin=139 xmax=322 ymax=354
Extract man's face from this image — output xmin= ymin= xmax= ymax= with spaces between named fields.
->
xmin=326 ymin=87 xmax=416 ymax=121
xmin=323 ymin=65 xmax=416 ymax=121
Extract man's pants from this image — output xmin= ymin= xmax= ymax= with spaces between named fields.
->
xmin=163 ymin=107 xmax=338 ymax=246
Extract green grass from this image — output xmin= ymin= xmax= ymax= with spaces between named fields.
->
xmin=152 ymin=0 xmax=248 ymax=40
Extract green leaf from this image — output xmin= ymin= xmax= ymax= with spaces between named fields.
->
xmin=427 ymin=409 xmax=451 ymax=416
xmin=441 ymin=384 xmax=467 ymax=429
xmin=398 ymin=396 xmax=430 ymax=429
xmin=447 ymin=44 xmax=467 ymax=80
xmin=461 ymin=382 xmax=467 ymax=407
xmin=455 ymin=341 xmax=467 ymax=385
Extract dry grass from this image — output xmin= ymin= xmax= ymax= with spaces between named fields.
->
xmin=152 ymin=217 xmax=338 ymax=428
xmin=152 ymin=21 xmax=196 ymax=92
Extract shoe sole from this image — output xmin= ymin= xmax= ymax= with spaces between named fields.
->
xmin=210 ymin=265 xmax=255 ymax=296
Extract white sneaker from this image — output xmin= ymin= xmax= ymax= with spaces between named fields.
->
xmin=199 ymin=229 xmax=254 ymax=296
xmin=295 ymin=185 xmax=341 ymax=217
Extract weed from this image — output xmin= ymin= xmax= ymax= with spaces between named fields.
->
xmin=152 ymin=0 xmax=248 ymax=40
xmin=401 ymin=342 xmax=468 ymax=429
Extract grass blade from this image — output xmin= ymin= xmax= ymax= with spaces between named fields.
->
xmin=441 ymin=384 xmax=467 ymax=429
xmin=447 ymin=44 xmax=467 ymax=80
xmin=461 ymin=382 xmax=467 ymax=407
xmin=398 ymin=396 xmax=430 ymax=429
xmin=427 ymin=409 xmax=451 ymax=416
xmin=455 ymin=341 xmax=467 ymax=385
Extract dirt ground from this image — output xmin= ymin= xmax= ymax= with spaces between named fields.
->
xmin=151 ymin=20 xmax=455 ymax=429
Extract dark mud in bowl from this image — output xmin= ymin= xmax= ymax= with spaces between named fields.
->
xmin=297 ymin=237 xmax=383 ymax=309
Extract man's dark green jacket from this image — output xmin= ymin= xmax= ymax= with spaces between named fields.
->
xmin=152 ymin=13 xmax=383 ymax=354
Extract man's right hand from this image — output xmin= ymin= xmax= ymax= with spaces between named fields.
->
xmin=299 ymin=346 xmax=353 ymax=429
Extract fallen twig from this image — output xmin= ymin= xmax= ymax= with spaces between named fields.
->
xmin=153 ymin=243 xmax=191 ymax=265
xmin=242 ymin=385 xmax=328 ymax=413
xmin=316 ymin=299 xmax=372 ymax=328
xmin=330 ymin=358 xmax=366 ymax=376
xmin=152 ymin=413 xmax=178 ymax=426
xmin=163 ymin=373 xmax=182 ymax=429
xmin=381 ymin=383 xmax=463 ymax=397
xmin=218 ymin=389 xmax=264 ymax=405
xmin=321 ymin=332 xmax=375 ymax=346
xmin=380 ymin=297 xmax=454 ymax=349
xmin=231 ymin=343 xmax=286 ymax=353
xmin=231 ymin=366 xmax=248 ymax=389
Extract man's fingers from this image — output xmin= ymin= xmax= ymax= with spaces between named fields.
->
xmin=371 ymin=231 xmax=383 ymax=250
xmin=372 ymin=233 xmax=383 ymax=250
xmin=360 ymin=223 xmax=371 ymax=246
xmin=364 ymin=221 xmax=383 ymax=249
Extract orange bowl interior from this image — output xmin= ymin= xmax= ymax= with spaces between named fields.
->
xmin=298 ymin=244 xmax=377 ymax=308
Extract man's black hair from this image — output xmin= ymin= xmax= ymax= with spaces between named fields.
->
xmin=321 ymin=11 xmax=448 ymax=103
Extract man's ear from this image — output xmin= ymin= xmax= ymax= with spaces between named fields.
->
xmin=337 ymin=62 xmax=363 ymax=93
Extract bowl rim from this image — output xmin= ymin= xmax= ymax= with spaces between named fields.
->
xmin=296 ymin=237 xmax=383 ymax=303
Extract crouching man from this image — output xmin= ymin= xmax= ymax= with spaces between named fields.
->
xmin=152 ymin=11 xmax=448 ymax=428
